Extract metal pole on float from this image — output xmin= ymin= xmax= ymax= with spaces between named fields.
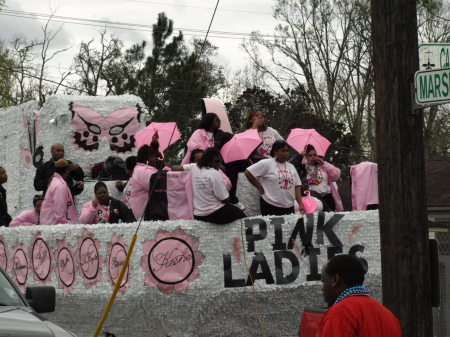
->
xmin=92 ymin=2 xmax=222 ymax=334
xmin=92 ymin=233 xmax=138 ymax=337
xmin=92 ymin=132 xmax=169 ymax=337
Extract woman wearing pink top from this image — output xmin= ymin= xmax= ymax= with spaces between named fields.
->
xmin=40 ymin=159 xmax=78 ymax=225
xmin=10 ymin=195 xmax=44 ymax=227
xmin=115 ymin=155 xmax=137 ymax=208
xmin=304 ymin=144 xmax=343 ymax=212
xmin=182 ymin=113 xmax=232 ymax=165
xmin=80 ymin=182 xmax=135 ymax=224
xmin=129 ymin=140 xmax=162 ymax=220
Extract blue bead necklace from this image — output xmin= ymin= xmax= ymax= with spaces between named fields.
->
xmin=333 ymin=285 xmax=369 ymax=306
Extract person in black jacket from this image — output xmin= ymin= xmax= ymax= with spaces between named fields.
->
xmin=0 ymin=167 xmax=11 ymax=227
xmin=34 ymin=143 xmax=84 ymax=196
xmin=79 ymin=182 xmax=136 ymax=224
xmin=290 ymin=153 xmax=309 ymax=195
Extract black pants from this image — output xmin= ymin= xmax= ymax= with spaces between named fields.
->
xmin=260 ymin=197 xmax=294 ymax=216
xmin=310 ymin=191 xmax=335 ymax=212
xmin=194 ymin=204 xmax=247 ymax=225
xmin=224 ymin=160 xmax=251 ymax=204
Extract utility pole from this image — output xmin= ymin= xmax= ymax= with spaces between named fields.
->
xmin=371 ymin=1 xmax=432 ymax=336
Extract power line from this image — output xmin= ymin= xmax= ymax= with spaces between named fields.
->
xmin=0 ymin=9 xmax=279 ymax=39
xmin=0 ymin=64 xmax=226 ymax=107
xmin=123 ymin=0 xmax=272 ymax=15
xmin=0 ymin=63 xmax=88 ymax=93
xmin=171 ymin=0 xmax=221 ymax=142
xmin=0 ymin=12 xmax=249 ymax=41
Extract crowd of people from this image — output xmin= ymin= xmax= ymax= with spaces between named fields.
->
xmin=0 ymin=110 xmax=344 ymax=227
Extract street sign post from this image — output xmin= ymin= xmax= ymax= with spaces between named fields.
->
xmin=415 ymin=67 xmax=450 ymax=105
xmin=419 ymin=43 xmax=450 ymax=70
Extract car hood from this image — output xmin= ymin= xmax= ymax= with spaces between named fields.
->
xmin=0 ymin=307 xmax=75 ymax=337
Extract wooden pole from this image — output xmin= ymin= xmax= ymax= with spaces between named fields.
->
xmin=371 ymin=0 xmax=432 ymax=336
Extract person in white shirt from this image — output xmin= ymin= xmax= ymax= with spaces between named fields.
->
xmin=245 ymin=140 xmax=304 ymax=216
xmin=175 ymin=148 xmax=246 ymax=224
xmin=245 ymin=110 xmax=284 ymax=163
xmin=188 ymin=148 xmax=232 ymax=191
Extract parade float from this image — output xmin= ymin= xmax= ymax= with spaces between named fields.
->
xmin=0 ymin=96 xmax=382 ymax=337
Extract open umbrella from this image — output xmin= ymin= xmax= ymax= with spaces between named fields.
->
xmin=201 ymin=98 xmax=233 ymax=133
xmin=286 ymin=128 xmax=331 ymax=156
xmin=135 ymin=122 xmax=181 ymax=153
xmin=220 ymin=129 xmax=262 ymax=163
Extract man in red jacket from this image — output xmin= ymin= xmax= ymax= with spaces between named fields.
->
xmin=318 ymin=254 xmax=401 ymax=337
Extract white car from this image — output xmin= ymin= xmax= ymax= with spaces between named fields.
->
xmin=0 ymin=266 xmax=76 ymax=337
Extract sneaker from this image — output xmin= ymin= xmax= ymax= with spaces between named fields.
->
xmin=233 ymin=201 xmax=245 ymax=211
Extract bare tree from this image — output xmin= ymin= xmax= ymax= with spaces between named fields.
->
xmin=244 ymin=0 xmax=374 ymax=160
xmin=417 ymin=0 xmax=450 ymax=158
xmin=36 ymin=14 xmax=72 ymax=106
xmin=73 ymin=30 xmax=123 ymax=96
xmin=8 ymin=36 xmax=39 ymax=104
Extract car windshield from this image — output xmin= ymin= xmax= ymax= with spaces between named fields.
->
xmin=0 ymin=271 xmax=25 ymax=306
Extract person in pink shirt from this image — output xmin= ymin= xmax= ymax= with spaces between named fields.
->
xmin=129 ymin=140 xmax=162 ymax=220
xmin=303 ymin=144 xmax=343 ymax=212
xmin=10 ymin=195 xmax=44 ymax=227
xmin=115 ymin=155 xmax=137 ymax=208
xmin=79 ymin=182 xmax=135 ymax=224
xmin=40 ymin=159 xmax=78 ymax=225
xmin=182 ymin=113 xmax=232 ymax=164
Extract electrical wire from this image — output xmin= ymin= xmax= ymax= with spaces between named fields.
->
xmin=123 ymin=0 xmax=272 ymax=15
xmin=0 ymin=64 xmax=88 ymax=93
xmin=0 ymin=9 xmax=281 ymax=40
xmin=92 ymin=2 xmax=224 ymax=334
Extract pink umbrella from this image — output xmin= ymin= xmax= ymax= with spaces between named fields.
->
xmin=286 ymin=128 xmax=331 ymax=156
xmin=220 ymin=129 xmax=262 ymax=163
xmin=135 ymin=122 xmax=181 ymax=153
xmin=201 ymin=98 xmax=233 ymax=133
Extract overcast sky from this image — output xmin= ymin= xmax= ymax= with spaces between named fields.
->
xmin=0 ymin=0 xmax=278 ymax=81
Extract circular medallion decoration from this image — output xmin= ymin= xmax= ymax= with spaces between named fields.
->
xmin=12 ymin=243 xmax=29 ymax=291
xmin=54 ymin=238 xmax=76 ymax=295
xmin=148 ymin=237 xmax=195 ymax=285
xmin=141 ymin=228 xmax=204 ymax=294
xmin=28 ymin=232 xmax=52 ymax=284
xmin=0 ymin=236 xmax=9 ymax=271
xmin=79 ymin=238 xmax=99 ymax=280
xmin=77 ymin=230 xmax=102 ymax=289
xmin=106 ymin=235 xmax=131 ymax=294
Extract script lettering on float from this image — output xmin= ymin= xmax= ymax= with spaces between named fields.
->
xmin=223 ymin=213 xmax=367 ymax=287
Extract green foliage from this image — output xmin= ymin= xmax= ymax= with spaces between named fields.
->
xmin=0 ymin=45 xmax=14 ymax=107
xmin=72 ymin=13 xmax=225 ymax=162
xmin=121 ymin=13 xmax=225 ymax=162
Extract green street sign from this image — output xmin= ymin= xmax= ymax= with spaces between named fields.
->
xmin=419 ymin=43 xmax=450 ymax=70
xmin=415 ymin=67 xmax=450 ymax=105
